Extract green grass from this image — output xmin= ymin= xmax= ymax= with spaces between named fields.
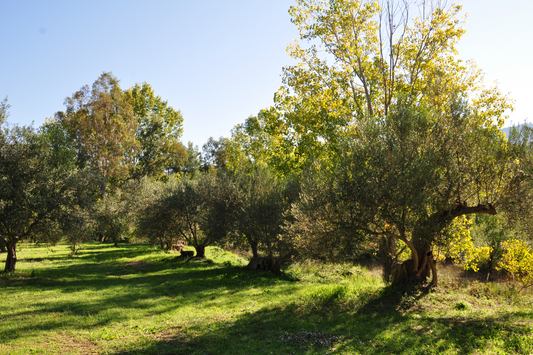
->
xmin=1 ymin=243 xmax=532 ymax=354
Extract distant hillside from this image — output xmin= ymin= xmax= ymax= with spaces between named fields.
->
xmin=501 ymin=122 xmax=533 ymax=138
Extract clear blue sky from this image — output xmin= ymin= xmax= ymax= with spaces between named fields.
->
xmin=1 ymin=0 xmax=531 ymax=147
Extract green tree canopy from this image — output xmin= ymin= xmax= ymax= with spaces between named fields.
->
xmin=54 ymin=72 xmax=139 ymax=198
xmin=202 ymin=136 xmax=229 ymax=170
xmin=0 ymin=125 xmax=89 ymax=271
xmin=291 ymin=99 xmax=519 ymax=285
xmin=228 ymin=165 xmax=300 ymax=272
xmin=137 ymin=172 xmax=239 ymax=258
xmin=125 ymin=82 xmax=186 ymax=179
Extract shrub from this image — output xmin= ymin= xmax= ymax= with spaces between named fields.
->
xmin=498 ymin=239 xmax=533 ymax=292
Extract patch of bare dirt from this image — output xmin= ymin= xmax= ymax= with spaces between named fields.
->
xmin=153 ymin=327 xmax=188 ymax=343
xmin=46 ymin=335 xmax=100 ymax=354
xmin=127 ymin=261 xmax=149 ymax=269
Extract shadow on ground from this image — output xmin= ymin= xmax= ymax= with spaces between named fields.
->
xmin=112 ymin=284 xmax=533 ymax=355
xmin=0 ymin=244 xmax=299 ymax=344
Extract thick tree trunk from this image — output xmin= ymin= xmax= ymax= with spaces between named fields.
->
xmin=391 ymin=204 xmax=498 ymax=287
xmin=379 ymin=236 xmax=396 ymax=282
xmin=4 ymin=240 xmax=18 ymax=272
xmin=415 ymin=246 xmax=433 ymax=281
xmin=246 ymin=256 xmax=272 ymax=271
xmin=250 ymin=242 xmax=258 ymax=259
xmin=392 ymin=244 xmax=438 ymax=286
xmin=194 ymin=245 xmax=206 ymax=258
xmin=244 ymin=233 xmax=258 ymax=258
xmin=246 ymin=251 xmax=297 ymax=273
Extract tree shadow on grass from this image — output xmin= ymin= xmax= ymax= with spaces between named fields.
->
xmin=3 ymin=245 xmax=532 ymax=354
xmin=0 ymin=250 xmax=301 ymax=345
xmin=111 ymin=284 xmax=533 ymax=355
xmin=1 ymin=243 xmax=158 ymax=275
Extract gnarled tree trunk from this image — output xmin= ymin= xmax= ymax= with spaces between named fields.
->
xmin=390 ymin=203 xmax=498 ymax=287
xmin=4 ymin=240 xmax=18 ymax=272
xmin=392 ymin=249 xmax=438 ymax=286
xmin=392 ymin=235 xmax=438 ymax=286
xmin=194 ymin=245 xmax=206 ymax=258
xmin=246 ymin=251 xmax=297 ymax=273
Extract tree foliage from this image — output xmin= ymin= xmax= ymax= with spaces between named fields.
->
xmin=179 ymin=142 xmax=202 ymax=176
xmin=291 ymin=99 xmax=517 ymax=284
xmin=229 ymin=166 xmax=299 ymax=271
xmin=0 ymin=125 xmax=87 ymax=271
xmin=498 ymin=239 xmax=533 ymax=292
xmin=54 ymin=72 xmax=139 ymax=197
xmin=137 ymin=173 xmax=239 ymax=258
xmin=202 ymin=136 xmax=229 ymax=170
xmin=231 ymin=0 xmax=512 ymax=176
xmin=125 ymin=83 xmax=186 ymax=179
xmin=0 ymin=96 xmax=10 ymax=126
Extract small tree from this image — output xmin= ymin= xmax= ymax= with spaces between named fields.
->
xmin=468 ymin=214 xmax=516 ymax=274
xmin=196 ymin=171 xmax=240 ymax=255
xmin=136 ymin=177 xmax=182 ymax=250
xmin=230 ymin=165 xmax=299 ymax=272
xmin=137 ymin=173 xmax=238 ymax=257
xmin=95 ymin=191 xmax=130 ymax=247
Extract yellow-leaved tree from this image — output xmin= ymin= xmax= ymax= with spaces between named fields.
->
xmin=230 ymin=0 xmax=511 ymax=176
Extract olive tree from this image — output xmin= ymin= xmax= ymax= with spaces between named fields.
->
xmin=0 ymin=125 xmax=82 ymax=271
xmin=137 ymin=172 xmax=239 ymax=257
xmin=229 ymin=165 xmax=300 ymax=272
xmin=291 ymin=100 xmax=518 ymax=285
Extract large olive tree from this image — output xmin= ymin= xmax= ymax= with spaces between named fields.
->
xmin=0 ymin=125 xmax=83 ymax=271
xmin=292 ymin=100 xmax=519 ymax=285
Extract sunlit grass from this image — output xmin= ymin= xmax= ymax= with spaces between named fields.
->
xmin=1 ymin=243 xmax=532 ymax=354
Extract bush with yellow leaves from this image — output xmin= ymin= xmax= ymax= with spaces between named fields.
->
xmin=434 ymin=216 xmax=493 ymax=272
xmin=498 ymin=239 xmax=533 ymax=292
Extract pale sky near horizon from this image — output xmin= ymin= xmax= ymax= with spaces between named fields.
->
xmin=1 ymin=0 xmax=531 ymax=147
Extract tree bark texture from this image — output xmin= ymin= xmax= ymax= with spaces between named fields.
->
xmin=4 ymin=240 xmax=18 ymax=272
xmin=390 ymin=203 xmax=498 ymax=287
xmin=391 ymin=246 xmax=438 ymax=286
xmin=194 ymin=245 xmax=206 ymax=258
xmin=379 ymin=236 xmax=397 ymax=282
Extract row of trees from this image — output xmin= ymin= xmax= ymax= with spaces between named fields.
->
xmin=0 ymin=73 xmax=231 ymax=272
xmin=2 ymin=0 xmax=533 ymax=287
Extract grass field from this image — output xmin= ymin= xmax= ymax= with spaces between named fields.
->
xmin=1 ymin=243 xmax=532 ymax=354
